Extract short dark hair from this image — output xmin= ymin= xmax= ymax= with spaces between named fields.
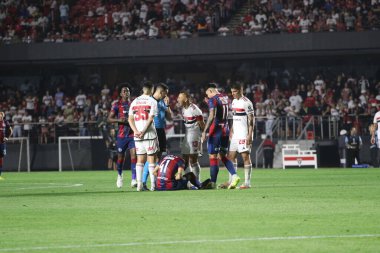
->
xmin=156 ymin=82 xmax=169 ymax=91
xmin=142 ymin=80 xmax=154 ymax=90
xmin=206 ymin=82 xmax=218 ymax=89
xmin=179 ymin=90 xmax=190 ymax=98
xmin=230 ymin=83 xmax=242 ymax=90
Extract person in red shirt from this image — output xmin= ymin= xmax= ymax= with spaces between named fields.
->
xmin=262 ymin=136 xmax=275 ymax=168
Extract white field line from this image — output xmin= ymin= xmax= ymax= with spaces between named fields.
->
xmin=18 ymin=183 xmax=83 ymax=190
xmin=0 ymin=234 xmax=379 ymax=252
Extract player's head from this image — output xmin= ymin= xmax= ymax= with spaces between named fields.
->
xmin=119 ymin=86 xmax=130 ymax=100
xmin=154 ymin=83 xmax=169 ymax=99
xmin=177 ymin=91 xmax=190 ymax=107
xmin=230 ymin=83 xmax=243 ymax=99
xmin=142 ymin=81 xmax=154 ymax=95
xmin=350 ymin=127 xmax=357 ymax=135
xmin=205 ymin=82 xmax=218 ymax=98
xmin=0 ymin=111 xmax=4 ymax=120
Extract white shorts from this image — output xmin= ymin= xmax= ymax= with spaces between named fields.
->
xmin=135 ymin=138 xmax=159 ymax=155
xmin=229 ymin=139 xmax=251 ymax=153
xmin=181 ymin=133 xmax=201 ymax=155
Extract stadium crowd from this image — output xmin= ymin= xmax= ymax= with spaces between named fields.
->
xmin=234 ymin=0 xmax=380 ymax=35
xmin=0 ymin=0 xmax=379 ymax=44
xmin=0 ymin=69 xmax=379 ymax=143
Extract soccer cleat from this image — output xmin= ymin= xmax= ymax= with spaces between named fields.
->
xmin=228 ymin=175 xmax=240 ymax=189
xmin=136 ymin=184 xmax=142 ymax=192
xmin=130 ymin=179 xmax=137 ymax=188
xmin=150 ymin=186 xmax=155 ymax=192
xmin=204 ymin=181 xmax=216 ymax=189
xmin=116 ymin=174 xmax=123 ymax=188
xmin=142 ymin=184 xmax=149 ymax=191
xmin=218 ymin=181 xmax=230 ymax=189
xmin=239 ymin=184 xmax=251 ymax=190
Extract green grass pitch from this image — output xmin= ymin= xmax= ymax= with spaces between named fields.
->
xmin=1 ymin=168 xmax=380 ymax=253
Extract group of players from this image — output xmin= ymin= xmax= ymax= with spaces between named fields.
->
xmin=108 ymin=81 xmax=255 ymax=191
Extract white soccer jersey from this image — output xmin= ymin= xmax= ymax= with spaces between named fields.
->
xmin=231 ymin=96 xmax=254 ymax=139
xmin=129 ymin=94 xmax=158 ymax=140
xmin=182 ymin=103 xmax=203 ymax=133
xmin=373 ymin=111 xmax=380 ymax=143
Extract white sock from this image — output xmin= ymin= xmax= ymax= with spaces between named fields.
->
xmin=244 ymin=164 xmax=252 ymax=186
xmin=148 ymin=164 xmax=156 ymax=188
xmin=136 ymin=163 xmax=144 ymax=188
xmin=191 ymin=162 xmax=201 ymax=180
xmin=229 ymin=163 xmax=238 ymax=183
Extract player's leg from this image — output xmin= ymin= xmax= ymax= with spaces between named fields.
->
xmin=228 ymin=143 xmax=238 ymax=183
xmin=239 ymin=151 xmax=252 ymax=189
xmin=115 ymin=137 xmax=128 ymax=188
xmin=127 ymin=137 xmax=137 ymax=187
xmin=208 ymin=136 xmax=219 ymax=189
xmin=135 ymin=141 xmax=147 ymax=191
xmin=146 ymin=138 xmax=159 ymax=191
xmin=129 ymin=146 xmax=137 ymax=188
xmin=0 ymin=144 xmax=5 ymax=179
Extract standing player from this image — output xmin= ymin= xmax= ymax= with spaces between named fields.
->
xmin=228 ymin=83 xmax=255 ymax=189
xmin=128 ymin=82 xmax=158 ymax=191
xmin=201 ymin=83 xmax=240 ymax=189
xmin=0 ymin=111 xmax=13 ymax=180
xmin=108 ymin=86 xmax=137 ymax=188
xmin=153 ymin=155 xmax=207 ymax=191
xmin=177 ymin=91 xmax=205 ymax=181
xmin=371 ymin=111 xmax=380 ymax=151
xmin=142 ymin=83 xmax=172 ymax=190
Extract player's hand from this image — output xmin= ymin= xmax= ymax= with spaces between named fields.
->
xmin=371 ymin=136 xmax=375 ymax=145
xmin=4 ymin=137 xmax=8 ymax=142
xmin=134 ymin=131 xmax=143 ymax=139
xmin=164 ymin=96 xmax=170 ymax=106
xmin=175 ymin=173 xmax=181 ymax=180
xmin=201 ymin=132 xmax=207 ymax=143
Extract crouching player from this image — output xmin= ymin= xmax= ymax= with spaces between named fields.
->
xmin=153 ymin=155 xmax=211 ymax=191
xmin=177 ymin=91 xmax=205 ymax=181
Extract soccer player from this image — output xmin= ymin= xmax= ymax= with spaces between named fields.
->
xmin=142 ymin=83 xmax=172 ymax=190
xmin=128 ymin=82 xmax=158 ymax=191
xmin=371 ymin=111 xmax=380 ymax=149
xmin=177 ymin=91 xmax=205 ymax=180
xmin=0 ymin=111 xmax=13 ymax=180
xmin=108 ymin=86 xmax=137 ymax=188
xmin=201 ymin=83 xmax=240 ymax=189
xmin=153 ymin=154 xmax=210 ymax=191
xmin=228 ymin=83 xmax=255 ymax=189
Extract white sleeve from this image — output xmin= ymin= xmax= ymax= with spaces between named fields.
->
xmin=194 ymin=104 xmax=203 ymax=117
xmin=374 ymin=114 xmax=378 ymax=124
xmin=245 ymin=100 xmax=255 ymax=116
xmin=150 ymin=98 xmax=158 ymax=117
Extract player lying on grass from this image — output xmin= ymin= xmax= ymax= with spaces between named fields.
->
xmin=153 ymin=154 xmax=211 ymax=191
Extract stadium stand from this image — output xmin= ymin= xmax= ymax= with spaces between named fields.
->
xmin=0 ymin=0 xmax=379 ymax=44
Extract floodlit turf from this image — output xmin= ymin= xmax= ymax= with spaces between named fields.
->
xmin=1 ymin=168 xmax=380 ymax=253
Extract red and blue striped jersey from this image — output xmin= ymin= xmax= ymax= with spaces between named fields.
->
xmin=111 ymin=100 xmax=133 ymax=138
xmin=155 ymin=155 xmax=186 ymax=190
xmin=0 ymin=120 xmax=11 ymax=144
xmin=207 ymin=93 xmax=230 ymax=137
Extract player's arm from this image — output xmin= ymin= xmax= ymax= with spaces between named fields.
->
xmin=108 ymin=109 xmax=126 ymax=124
xmin=128 ymin=114 xmax=141 ymax=138
xmin=153 ymin=164 xmax=160 ymax=177
xmin=201 ymin=108 xmax=215 ymax=142
xmin=140 ymin=114 xmax=155 ymax=137
xmin=247 ymin=113 xmax=254 ymax=145
xmin=175 ymin=166 xmax=185 ymax=180
xmin=164 ymin=96 xmax=173 ymax=121
xmin=5 ymin=123 xmax=13 ymax=141
xmin=370 ymin=123 xmax=377 ymax=144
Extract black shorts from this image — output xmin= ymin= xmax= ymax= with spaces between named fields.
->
xmin=156 ymin=128 xmax=166 ymax=153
